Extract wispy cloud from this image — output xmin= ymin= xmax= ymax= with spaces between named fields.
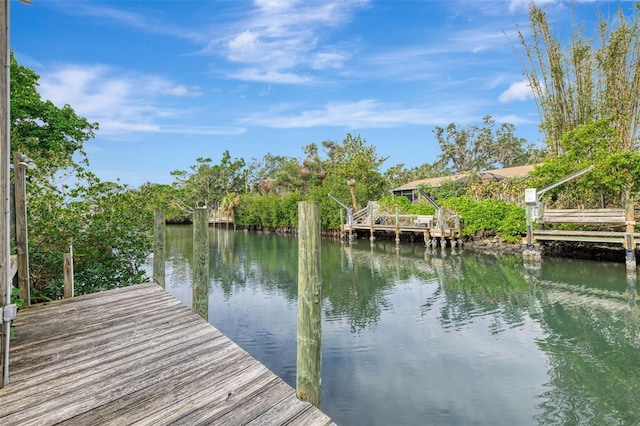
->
xmin=60 ymin=2 xmax=206 ymax=43
xmin=507 ymin=0 xmax=559 ymax=14
xmin=37 ymin=64 xmax=231 ymax=137
xmin=228 ymin=68 xmax=313 ymax=84
xmin=240 ymin=99 xmax=478 ymax=129
xmin=215 ymin=0 xmax=369 ymax=84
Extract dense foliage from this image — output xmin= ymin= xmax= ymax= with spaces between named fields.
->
xmin=516 ymin=3 xmax=640 ymax=153
xmin=12 ymin=55 xmax=153 ymax=301
xmin=14 ymin=1 xmax=640 ymax=303
xmin=433 ymin=115 xmax=540 ymax=173
xmin=515 ymin=3 xmax=640 ymax=209
xmin=440 ymin=196 xmax=525 ymax=243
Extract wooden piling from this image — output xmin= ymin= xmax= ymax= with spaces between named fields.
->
xmin=369 ymin=202 xmax=375 ymax=242
xmin=193 ymin=207 xmax=209 ymax=321
xmin=153 ymin=210 xmax=165 ymax=288
xmin=395 ymin=208 xmax=400 ymax=246
xmin=296 ymin=201 xmax=322 ymax=408
xmin=12 ymin=152 xmax=29 ymax=306
xmin=63 ymin=245 xmax=74 ymax=299
xmin=625 ymin=198 xmax=636 ymax=272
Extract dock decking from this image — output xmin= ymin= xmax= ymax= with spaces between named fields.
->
xmin=0 ymin=283 xmax=335 ymax=425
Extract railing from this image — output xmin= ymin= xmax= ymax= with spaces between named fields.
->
xmin=537 ymin=208 xmax=627 ymax=226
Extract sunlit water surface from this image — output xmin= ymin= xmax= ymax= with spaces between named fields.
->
xmin=158 ymin=226 xmax=640 ymax=426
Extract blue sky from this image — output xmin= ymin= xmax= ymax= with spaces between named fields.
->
xmin=9 ymin=0 xmax=630 ymax=186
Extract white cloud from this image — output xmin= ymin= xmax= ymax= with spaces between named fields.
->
xmin=220 ymin=1 xmax=368 ymax=83
xmin=494 ymin=114 xmax=536 ymax=125
xmin=64 ymin=3 xmax=205 ymax=44
xmin=310 ymin=51 xmax=346 ymax=70
xmin=228 ymin=68 xmax=313 ymax=84
xmin=498 ymin=80 xmax=533 ymax=103
xmin=38 ymin=64 xmax=209 ymax=136
xmin=254 ymin=0 xmax=298 ymax=12
xmin=508 ymin=0 xmax=558 ymax=14
xmin=241 ymin=99 xmax=476 ymax=129
xmin=227 ymin=31 xmax=263 ymax=62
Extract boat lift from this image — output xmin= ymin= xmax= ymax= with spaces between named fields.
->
xmin=417 ymin=188 xmax=447 ymax=231
xmin=524 ymin=165 xmax=594 ymax=247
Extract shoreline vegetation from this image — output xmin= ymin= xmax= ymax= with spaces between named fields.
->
xmin=202 ymin=221 xmax=631 ymax=264
xmin=12 ymin=2 xmax=640 ymax=302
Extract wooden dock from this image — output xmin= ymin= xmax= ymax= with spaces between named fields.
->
xmin=341 ymin=201 xmax=461 ymax=245
xmin=0 ymin=283 xmax=335 ymax=425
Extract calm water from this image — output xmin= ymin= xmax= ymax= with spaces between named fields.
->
xmin=159 ymin=225 xmax=640 ymax=426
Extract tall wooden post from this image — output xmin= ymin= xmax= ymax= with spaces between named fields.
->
xmin=296 ymin=201 xmax=322 ymax=408
xmin=12 ymin=152 xmax=29 ymax=306
xmin=63 ymin=244 xmax=74 ymax=299
xmin=625 ymin=197 xmax=636 ymax=272
xmin=369 ymin=202 xmax=375 ymax=243
xmin=193 ymin=207 xmax=209 ymax=321
xmin=395 ymin=208 xmax=400 ymax=246
xmin=0 ymin=0 xmax=10 ymax=388
xmin=153 ymin=210 xmax=165 ymax=288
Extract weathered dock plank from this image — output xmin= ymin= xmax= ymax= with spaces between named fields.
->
xmin=0 ymin=282 xmax=336 ymax=426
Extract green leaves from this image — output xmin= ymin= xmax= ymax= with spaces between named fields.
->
xmin=433 ymin=116 xmax=538 ymax=173
xmin=442 ymin=196 xmax=525 ymax=243
xmin=169 ymin=151 xmax=246 ymax=220
xmin=10 ymin=53 xmax=97 ymax=176
xmin=516 ymin=3 xmax=640 ymax=153
xmin=28 ymin=180 xmax=153 ymax=299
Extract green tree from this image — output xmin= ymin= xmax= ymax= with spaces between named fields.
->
xmin=10 ymin=53 xmax=97 ymax=175
xmin=171 ymin=150 xmax=246 ymax=217
xmin=11 ymin=55 xmax=152 ymax=301
xmin=383 ymin=161 xmax=450 ymax=190
xmin=531 ymin=118 xmax=640 ymax=208
xmin=433 ymin=116 xmax=536 ymax=173
xmin=515 ymin=3 xmax=640 ymax=153
xmin=311 ymin=133 xmax=387 ymax=228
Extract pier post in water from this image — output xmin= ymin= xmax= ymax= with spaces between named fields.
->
xmin=625 ymin=198 xmax=636 ymax=272
xmin=369 ymin=202 xmax=375 ymax=243
xmin=193 ymin=207 xmax=210 ymax=321
xmin=153 ymin=210 xmax=166 ymax=288
xmin=297 ymin=201 xmax=322 ymax=408
xmin=395 ymin=208 xmax=400 ymax=246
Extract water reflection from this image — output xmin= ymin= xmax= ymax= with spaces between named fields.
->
xmin=162 ymin=226 xmax=640 ymax=426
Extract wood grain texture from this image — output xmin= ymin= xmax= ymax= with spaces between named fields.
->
xmin=0 ymin=283 xmax=336 ymax=426
xmin=296 ymin=202 xmax=322 ymax=408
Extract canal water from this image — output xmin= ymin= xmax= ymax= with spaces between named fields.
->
xmin=161 ymin=225 xmax=640 ymax=426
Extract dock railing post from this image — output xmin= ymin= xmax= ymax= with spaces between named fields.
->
xmin=193 ymin=207 xmax=209 ymax=321
xmin=296 ymin=201 xmax=322 ymax=408
xmin=395 ymin=208 xmax=400 ymax=246
xmin=63 ymin=243 xmax=74 ymax=298
xmin=625 ymin=197 xmax=636 ymax=272
xmin=153 ymin=210 xmax=166 ymax=289
xmin=13 ymin=152 xmax=29 ymax=307
xmin=369 ymin=202 xmax=375 ymax=243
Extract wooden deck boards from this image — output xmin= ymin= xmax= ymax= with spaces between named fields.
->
xmin=533 ymin=229 xmax=640 ymax=244
xmin=0 ymin=283 xmax=335 ymax=426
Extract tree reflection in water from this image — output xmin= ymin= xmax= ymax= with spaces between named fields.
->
xmin=163 ymin=226 xmax=640 ymax=425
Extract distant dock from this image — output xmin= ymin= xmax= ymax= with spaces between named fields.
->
xmin=0 ymin=283 xmax=335 ymax=425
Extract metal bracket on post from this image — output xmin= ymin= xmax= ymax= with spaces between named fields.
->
xmin=2 ymin=304 xmax=16 ymax=322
